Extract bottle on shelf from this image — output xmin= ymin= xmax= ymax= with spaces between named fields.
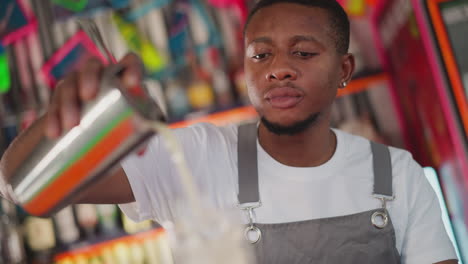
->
xmin=75 ymin=204 xmax=99 ymax=240
xmin=96 ymin=204 xmax=120 ymax=236
xmin=53 ymin=206 xmax=81 ymax=247
xmin=186 ymin=54 xmax=215 ymax=111
xmin=165 ymin=78 xmax=191 ymax=120
xmin=0 ymin=200 xmax=27 ymax=264
xmin=199 ymin=47 xmax=234 ymax=109
xmin=23 ymin=214 xmax=56 ymax=264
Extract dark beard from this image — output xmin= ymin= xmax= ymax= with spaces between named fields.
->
xmin=261 ymin=112 xmax=321 ymax=136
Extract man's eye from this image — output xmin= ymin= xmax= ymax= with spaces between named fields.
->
xmin=252 ymin=53 xmax=269 ymax=60
xmin=293 ymin=51 xmax=316 ymax=58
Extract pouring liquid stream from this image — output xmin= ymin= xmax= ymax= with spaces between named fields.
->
xmin=147 ymin=121 xmax=205 ymax=218
xmin=146 ymin=121 xmax=254 ymax=264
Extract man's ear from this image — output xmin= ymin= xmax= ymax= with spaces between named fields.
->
xmin=340 ymin=53 xmax=356 ymax=86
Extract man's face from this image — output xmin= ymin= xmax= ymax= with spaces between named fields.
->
xmin=244 ymin=3 xmax=349 ymax=128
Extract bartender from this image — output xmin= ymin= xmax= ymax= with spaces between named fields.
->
xmin=0 ymin=0 xmax=458 ymax=263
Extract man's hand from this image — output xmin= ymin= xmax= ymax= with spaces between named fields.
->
xmin=0 ymin=53 xmax=143 ymax=209
xmin=45 ymin=53 xmax=143 ymax=138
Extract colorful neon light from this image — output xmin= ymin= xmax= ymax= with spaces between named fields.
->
xmin=52 ymin=0 xmax=89 ymax=12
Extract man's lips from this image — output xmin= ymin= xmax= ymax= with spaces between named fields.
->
xmin=264 ymin=87 xmax=304 ymax=109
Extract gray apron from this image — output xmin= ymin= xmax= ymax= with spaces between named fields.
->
xmin=237 ymin=123 xmax=401 ymax=264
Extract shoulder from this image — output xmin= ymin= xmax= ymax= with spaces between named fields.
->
xmin=334 ymin=129 xmax=425 ymax=199
xmin=337 ymin=130 xmax=433 ymax=209
xmin=334 ymin=128 xmax=420 ymax=172
xmin=387 ymin=145 xmax=422 ymax=180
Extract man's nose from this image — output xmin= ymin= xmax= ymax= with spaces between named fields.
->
xmin=266 ymin=61 xmax=298 ymax=81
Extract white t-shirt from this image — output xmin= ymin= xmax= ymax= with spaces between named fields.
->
xmin=119 ymin=123 xmax=457 ymax=263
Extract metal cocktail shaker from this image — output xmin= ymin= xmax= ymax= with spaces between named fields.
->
xmin=8 ymin=65 xmax=166 ymax=217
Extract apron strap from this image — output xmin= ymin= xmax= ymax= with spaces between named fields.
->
xmin=371 ymin=142 xmax=394 ymax=198
xmin=237 ymin=123 xmax=260 ymax=204
xmin=236 ymin=125 xmax=394 ymax=204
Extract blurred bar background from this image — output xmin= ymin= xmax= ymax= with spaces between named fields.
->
xmin=0 ymin=0 xmax=466 ymax=263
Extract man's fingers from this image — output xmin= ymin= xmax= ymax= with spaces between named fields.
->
xmin=78 ymin=58 xmax=104 ymax=101
xmin=44 ymin=53 xmax=144 ymax=139
xmin=45 ymin=102 xmax=61 ymax=138
xmin=45 ymin=81 xmax=63 ymax=138
xmin=119 ymin=53 xmax=144 ymax=89
xmin=120 ymin=52 xmax=144 ymax=69
xmin=59 ymin=73 xmax=81 ymax=131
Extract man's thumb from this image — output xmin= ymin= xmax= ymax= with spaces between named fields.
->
xmin=119 ymin=53 xmax=144 ymax=90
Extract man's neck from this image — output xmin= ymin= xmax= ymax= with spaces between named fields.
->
xmin=257 ymin=120 xmax=337 ymax=167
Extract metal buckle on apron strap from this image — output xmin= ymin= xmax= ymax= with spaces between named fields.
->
xmin=237 ymin=202 xmax=262 ymax=244
xmin=371 ymin=194 xmax=394 ymax=229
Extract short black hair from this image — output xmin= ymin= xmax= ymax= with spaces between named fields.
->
xmin=244 ymin=0 xmax=350 ymax=54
